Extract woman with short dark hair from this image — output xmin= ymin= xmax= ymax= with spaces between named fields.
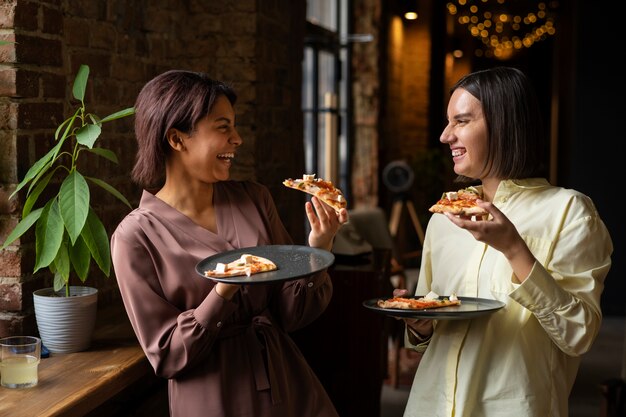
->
xmin=397 ymin=67 xmax=612 ymax=417
xmin=111 ymin=70 xmax=346 ymax=417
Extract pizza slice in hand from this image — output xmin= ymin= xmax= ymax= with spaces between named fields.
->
xmin=204 ymin=254 xmax=277 ymax=278
xmin=429 ymin=186 xmax=489 ymax=219
xmin=283 ymin=174 xmax=347 ymax=213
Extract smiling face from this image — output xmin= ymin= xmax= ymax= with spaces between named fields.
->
xmin=176 ymin=95 xmax=242 ymax=184
xmin=440 ymin=88 xmax=491 ymax=181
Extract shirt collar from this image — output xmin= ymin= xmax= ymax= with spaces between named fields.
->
xmin=493 ymin=178 xmax=550 ymax=202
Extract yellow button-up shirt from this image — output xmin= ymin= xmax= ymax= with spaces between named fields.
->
xmin=403 ymin=178 xmax=613 ymax=417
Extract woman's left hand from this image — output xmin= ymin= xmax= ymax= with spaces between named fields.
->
xmin=444 ymin=199 xmax=521 ymax=253
xmin=444 ymin=199 xmax=536 ymax=281
xmin=306 ymin=196 xmax=348 ymax=251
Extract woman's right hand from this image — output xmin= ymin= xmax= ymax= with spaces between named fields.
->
xmin=215 ymin=282 xmax=240 ymax=300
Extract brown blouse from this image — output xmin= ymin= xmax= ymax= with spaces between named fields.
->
xmin=111 ymin=181 xmax=339 ymax=417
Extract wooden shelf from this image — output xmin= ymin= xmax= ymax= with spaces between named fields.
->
xmin=0 ymin=304 xmax=153 ymax=417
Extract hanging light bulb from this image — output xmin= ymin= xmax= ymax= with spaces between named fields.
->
xmin=446 ymin=0 xmax=558 ymax=60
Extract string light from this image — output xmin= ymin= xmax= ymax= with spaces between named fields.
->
xmin=446 ymin=0 xmax=558 ymax=60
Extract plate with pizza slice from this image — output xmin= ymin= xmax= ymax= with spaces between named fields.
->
xmin=362 ymin=295 xmax=505 ymax=320
xmin=196 ymin=245 xmax=335 ymax=284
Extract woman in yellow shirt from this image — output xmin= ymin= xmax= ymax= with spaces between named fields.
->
xmin=400 ymin=67 xmax=613 ymax=417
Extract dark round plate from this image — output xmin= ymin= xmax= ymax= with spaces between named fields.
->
xmin=196 ymin=245 xmax=335 ymax=284
xmin=362 ymin=296 xmax=505 ymax=320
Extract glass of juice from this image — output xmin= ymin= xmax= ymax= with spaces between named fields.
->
xmin=0 ymin=336 xmax=41 ymax=389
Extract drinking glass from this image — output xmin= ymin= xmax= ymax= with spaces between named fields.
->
xmin=0 ymin=336 xmax=41 ymax=388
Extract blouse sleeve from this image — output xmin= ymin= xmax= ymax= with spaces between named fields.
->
xmin=111 ymin=220 xmax=238 ymax=379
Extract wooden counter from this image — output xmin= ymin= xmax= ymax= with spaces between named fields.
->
xmin=0 ymin=305 xmax=156 ymax=417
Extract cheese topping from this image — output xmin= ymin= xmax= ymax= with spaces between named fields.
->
xmin=240 ymin=254 xmax=253 ymax=264
xmin=424 ymin=291 xmax=439 ymax=300
xmin=303 ymin=174 xmax=316 ymax=181
xmin=215 ymin=263 xmax=227 ymax=273
xmin=445 ymin=191 xmax=458 ymax=201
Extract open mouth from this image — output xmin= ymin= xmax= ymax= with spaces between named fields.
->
xmin=451 ymin=149 xmax=465 ymax=157
xmin=217 ymin=152 xmax=235 ymax=161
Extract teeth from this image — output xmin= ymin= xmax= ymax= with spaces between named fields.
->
xmin=452 ymin=149 xmax=464 ymax=157
xmin=217 ymin=153 xmax=234 ymax=159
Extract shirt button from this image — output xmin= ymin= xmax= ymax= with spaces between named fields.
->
xmin=307 ymin=282 xmax=314 ymax=288
xmin=216 ymin=321 xmax=222 ymax=328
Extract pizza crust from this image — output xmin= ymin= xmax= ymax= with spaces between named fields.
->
xmin=429 ymin=204 xmax=488 ymax=217
xmin=377 ymin=295 xmax=461 ymax=310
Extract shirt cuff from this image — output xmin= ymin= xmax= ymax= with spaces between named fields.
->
xmin=406 ymin=325 xmax=432 ymax=351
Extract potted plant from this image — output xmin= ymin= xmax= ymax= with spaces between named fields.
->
xmin=0 ymin=64 xmax=134 ymax=353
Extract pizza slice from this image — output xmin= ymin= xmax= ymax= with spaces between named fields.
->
xmin=428 ymin=186 xmax=489 ymax=219
xmin=283 ymin=174 xmax=347 ymax=213
xmin=204 ymin=254 xmax=277 ymax=278
xmin=377 ymin=292 xmax=461 ymax=310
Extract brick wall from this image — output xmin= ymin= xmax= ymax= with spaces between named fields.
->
xmin=0 ymin=0 xmax=307 ymax=337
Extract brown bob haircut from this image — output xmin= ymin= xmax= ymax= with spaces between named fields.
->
xmin=451 ymin=66 xmax=547 ymax=183
xmin=131 ymin=70 xmax=237 ymax=189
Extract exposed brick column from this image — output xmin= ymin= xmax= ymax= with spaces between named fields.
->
xmin=0 ymin=0 xmax=64 ymax=337
xmin=352 ymin=0 xmax=382 ymax=209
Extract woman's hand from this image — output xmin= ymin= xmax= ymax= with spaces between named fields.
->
xmin=215 ymin=282 xmax=240 ymax=300
xmin=306 ymin=196 xmax=348 ymax=251
xmin=444 ymin=199 xmax=536 ymax=282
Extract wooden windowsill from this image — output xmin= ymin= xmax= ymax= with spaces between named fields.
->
xmin=0 ymin=304 xmax=153 ymax=417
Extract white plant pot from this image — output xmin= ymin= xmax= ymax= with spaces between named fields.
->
xmin=33 ymin=286 xmax=98 ymax=354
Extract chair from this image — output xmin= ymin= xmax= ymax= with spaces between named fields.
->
xmin=348 ymin=206 xmax=423 ymax=388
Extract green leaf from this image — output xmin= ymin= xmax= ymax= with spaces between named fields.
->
xmin=53 ymin=239 xmax=70 ymax=283
xmin=25 ymin=163 xmax=64 ymax=203
xmin=76 ymin=124 xmax=101 ymax=148
xmin=86 ymin=147 xmax=118 ymax=164
xmin=0 ymin=208 xmax=43 ymax=251
xmin=53 ymin=271 xmax=66 ymax=293
xmin=22 ymin=171 xmax=54 ymax=218
xmin=69 ymin=235 xmax=90 ymax=282
xmin=101 ymin=107 xmax=135 ymax=123
xmin=86 ymin=176 xmax=132 ymax=209
xmin=10 ymin=145 xmax=57 ymax=199
xmin=81 ymin=208 xmax=111 ymax=276
xmin=73 ymin=65 xmax=89 ymax=102
xmin=87 ymin=113 xmax=101 ymax=126
xmin=34 ymin=200 xmax=64 ymax=272
xmin=54 ymin=112 xmax=77 ymax=141
xmin=59 ymin=171 xmax=90 ymax=244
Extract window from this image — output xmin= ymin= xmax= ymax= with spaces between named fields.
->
xmin=303 ymin=0 xmax=350 ymax=198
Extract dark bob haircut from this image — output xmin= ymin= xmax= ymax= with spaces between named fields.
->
xmin=131 ymin=70 xmax=237 ymax=189
xmin=451 ymin=66 xmax=547 ymax=182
